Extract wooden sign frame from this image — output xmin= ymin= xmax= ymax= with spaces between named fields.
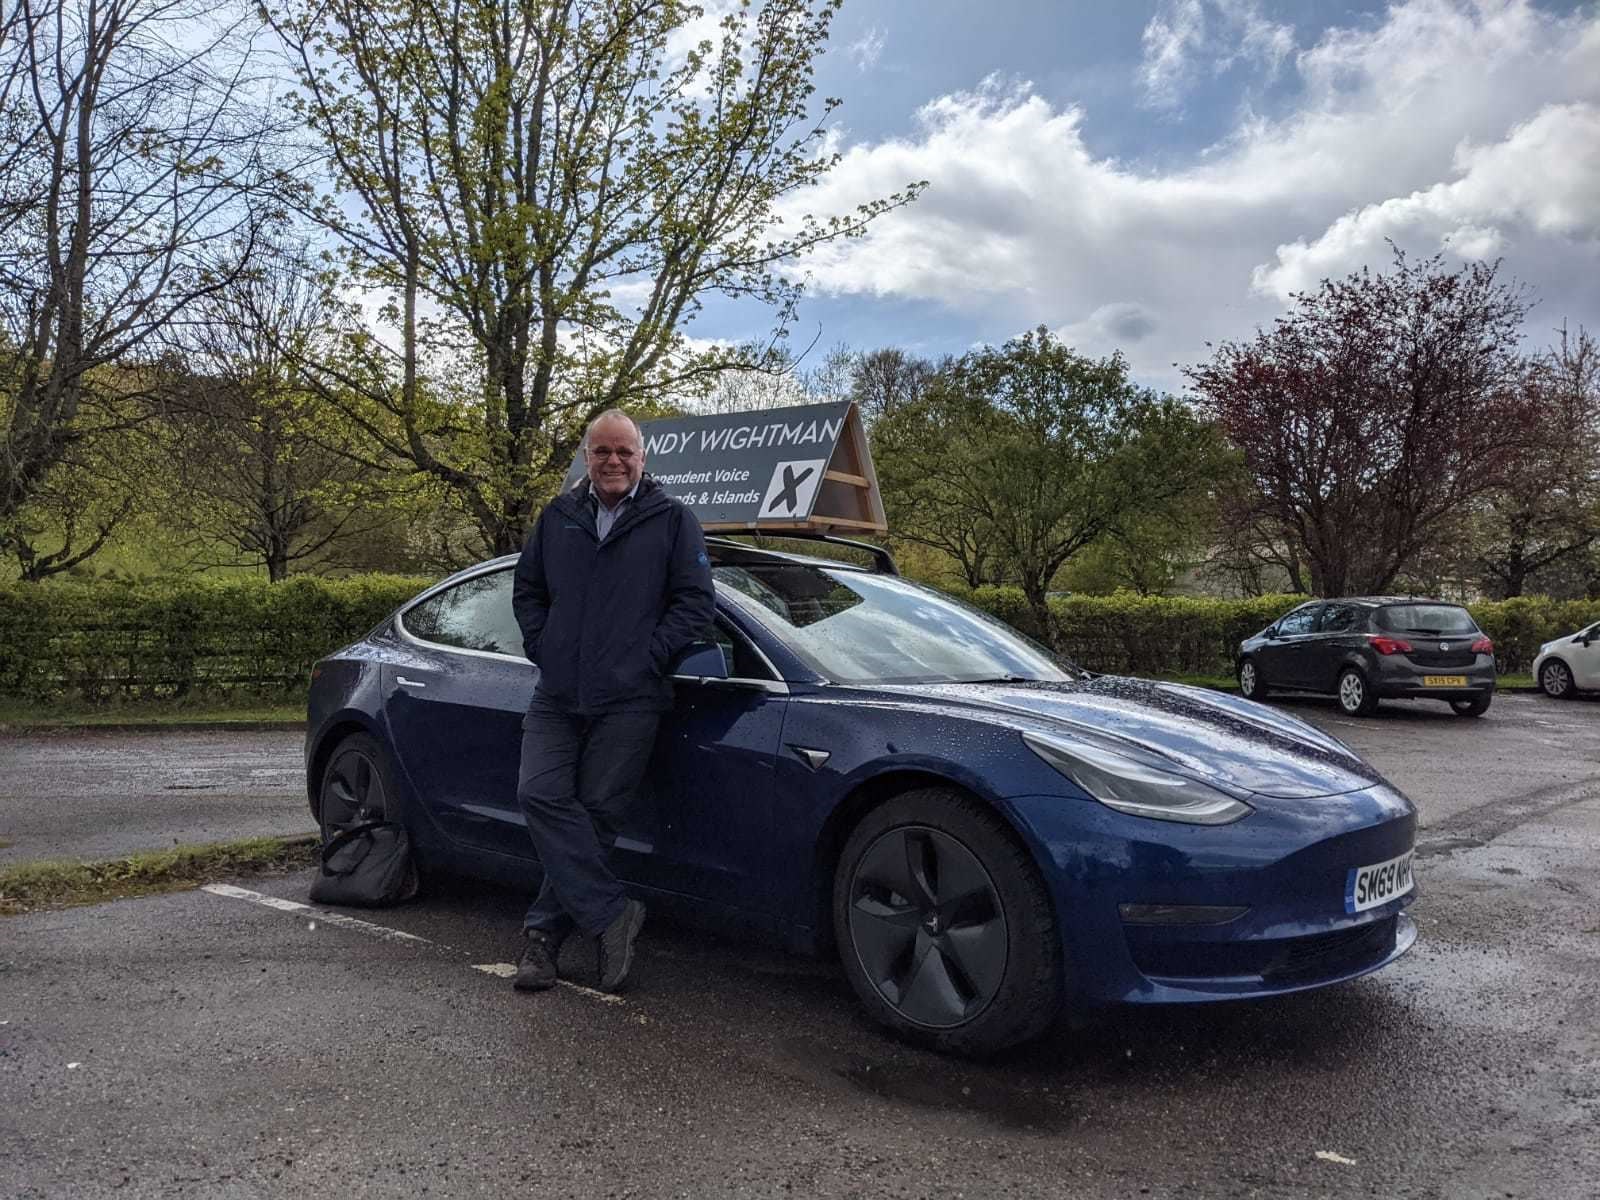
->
xmin=704 ymin=401 xmax=887 ymax=535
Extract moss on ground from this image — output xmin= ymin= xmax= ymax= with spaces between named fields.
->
xmin=0 ymin=835 xmax=318 ymax=915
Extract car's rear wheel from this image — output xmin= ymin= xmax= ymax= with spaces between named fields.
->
xmin=1450 ymin=694 xmax=1491 ymax=718
xmin=1337 ymin=668 xmax=1378 ymax=716
xmin=318 ymin=732 xmax=395 ymax=837
xmin=1238 ymin=658 xmax=1268 ymax=700
xmin=1539 ymin=659 xmax=1574 ymax=699
xmin=833 ymin=788 xmax=1062 ymax=1056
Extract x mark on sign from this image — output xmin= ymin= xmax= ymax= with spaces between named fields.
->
xmin=766 ymin=464 xmax=815 ymax=514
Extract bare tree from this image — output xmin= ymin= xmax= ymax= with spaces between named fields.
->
xmin=1474 ymin=324 xmax=1600 ymax=597
xmin=158 ymin=246 xmax=403 ymax=580
xmin=851 ymin=347 xmax=930 ymax=424
xmin=0 ymin=0 xmax=281 ymax=577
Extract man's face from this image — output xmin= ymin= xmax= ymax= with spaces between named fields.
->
xmin=584 ymin=415 xmax=644 ymax=505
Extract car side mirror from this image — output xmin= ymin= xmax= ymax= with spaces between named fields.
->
xmin=1579 ymin=633 xmax=1593 ymax=647
xmin=671 ymin=641 xmax=730 ymax=682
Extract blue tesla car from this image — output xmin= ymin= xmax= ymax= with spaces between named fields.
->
xmin=306 ymin=537 xmax=1418 ymax=1053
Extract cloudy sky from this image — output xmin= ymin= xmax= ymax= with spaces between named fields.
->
xmin=693 ymin=0 xmax=1600 ymax=392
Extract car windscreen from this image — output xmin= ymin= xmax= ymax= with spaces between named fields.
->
xmin=1375 ymin=604 xmax=1478 ymax=635
xmin=713 ymin=563 xmax=1077 ymax=685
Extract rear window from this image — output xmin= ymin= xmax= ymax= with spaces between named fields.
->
xmin=1376 ymin=604 xmax=1478 ymax=635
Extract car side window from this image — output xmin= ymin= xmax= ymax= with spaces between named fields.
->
xmin=1318 ymin=604 xmax=1361 ymax=634
xmin=1276 ymin=605 xmax=1320 ymax=636
xmin=401 ymin=569 xmax=523 ymax=657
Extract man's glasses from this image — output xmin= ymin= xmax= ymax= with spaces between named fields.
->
xmin=586 ymin=446 xmax=637 ymax=461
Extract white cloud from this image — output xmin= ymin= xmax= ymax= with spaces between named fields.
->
xmin=780 ymin=0 xmax=1600 ymax=388
xmin=1140 ymin=0 xmax=1207 ymax=109
xmin=849 ymin=26 xmax=885 ymax=72
xmin=1140 ymin=0 xmax=1295 ymax=110
xmin=1254 ymin=102 xmax=1600 ymax=298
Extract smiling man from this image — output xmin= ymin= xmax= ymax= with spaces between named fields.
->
xmin=510 ymin=408 xmax=715 ymax=992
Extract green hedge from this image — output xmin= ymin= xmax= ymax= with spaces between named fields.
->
xmin=0 ymin=575 xmax=432 ymax=701
xmin=2 ymin=574 xmax=1593 ymax=702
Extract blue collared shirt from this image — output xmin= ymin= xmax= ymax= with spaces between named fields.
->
xmin=592 ymin=479 xmax=640 ymax=542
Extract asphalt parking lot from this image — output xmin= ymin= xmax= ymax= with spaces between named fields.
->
xmin=1 ymin=691 xmax=1597 ymax=1198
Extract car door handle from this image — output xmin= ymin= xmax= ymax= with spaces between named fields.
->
xmin=396 ymin=675 xmax=428 ymax=688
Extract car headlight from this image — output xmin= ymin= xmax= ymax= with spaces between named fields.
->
xmin=1021 ymin=730 xmax=1253 ymax=825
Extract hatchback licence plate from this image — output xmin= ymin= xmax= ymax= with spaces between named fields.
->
xmin=1345 ymin=851 xmax=1414 ymax=914
xmin=1423 ymin=674 xmax=1467 ymax=686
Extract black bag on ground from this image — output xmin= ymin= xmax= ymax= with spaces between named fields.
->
xmin=309 ymin=820 xmax=419 ymax=907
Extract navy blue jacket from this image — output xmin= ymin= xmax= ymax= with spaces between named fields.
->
xmin=512 ymin=475 xmax=715 ymax=714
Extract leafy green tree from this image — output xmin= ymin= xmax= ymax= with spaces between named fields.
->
xmin=265 ymin=0 xmax=922 ymax=555
xmin=873 ymin=329 xmax=1231 ymax=630
xmin=869 ymin=366 xmax=1001 ymax=590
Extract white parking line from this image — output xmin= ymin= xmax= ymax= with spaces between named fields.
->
xmin=202 ymin=884 xmax=432 ymax=944
xmin=201 ymin=883 xmax=624 ymax=1005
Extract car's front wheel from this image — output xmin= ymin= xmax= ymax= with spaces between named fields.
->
xmin=1338 ymin=667 xmax=1379 ymax=716
xmin=1450 ymin=694 xmax=1491 ymax=718
xmin=833 ymin=788 xmax=1062 ymax=1056
xmin=1238 ymin=657 xmax=1268 ymax=700
xmin=1539 ymin=659 xmax=1574 ymax=699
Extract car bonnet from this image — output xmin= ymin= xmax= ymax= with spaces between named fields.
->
xmin=866 ymin=676 xmax=1384 ymax=800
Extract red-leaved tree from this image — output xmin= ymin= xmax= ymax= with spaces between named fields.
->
xmin=1187 ymin=249 xmax=1537 ymax=596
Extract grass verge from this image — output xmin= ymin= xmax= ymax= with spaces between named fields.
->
xmin=0 ymin=698 xmax=304 ymax=729
xmin=0 ymin=834 xmax=319 ymax=916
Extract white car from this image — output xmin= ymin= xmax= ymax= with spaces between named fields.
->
xmin=1533 ymin=621 xmax=1600 ymax=698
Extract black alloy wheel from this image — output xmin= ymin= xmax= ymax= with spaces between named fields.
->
xmin=833 ymin=788 xmax=1062 ymax=1055
xmin=1338 ymin=667 xmax=1378 ymax=716
xmin=319 ymin=732 xmax=393 ymax=837
xmin=1539 ymin=659 xmax=1574 ymax=699
xmin=1450 ymin=694 xmax=1491 ymax=718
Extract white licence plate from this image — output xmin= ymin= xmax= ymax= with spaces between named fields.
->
xmin=1345 ymin=851 xmax=1414 ymax=914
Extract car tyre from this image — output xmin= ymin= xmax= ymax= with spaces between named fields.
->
xmin=1337 ymin=668 xmax=1378 ymax=717
xmin=1449 ymin=694 xmax=1491 ymax=718
xmin=318 ymin=731 xmax=430 ymax=892
xmin=1238 ymin=657 xmax=1269 ymax=701
xmin=833 ymin=788 xmax=1062 ymax=1057
xmin=318 ymin=732 xmax=396 ymax=834
xmin=1539 ymin=659 xmax=1574 ymax=699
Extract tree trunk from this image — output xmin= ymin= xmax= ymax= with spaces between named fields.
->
xmin=1019 ymin=575 xmax=1057 ymax=649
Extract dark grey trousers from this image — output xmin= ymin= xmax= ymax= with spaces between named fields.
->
xmin=518 ymin=692 xmax=660 ymax=938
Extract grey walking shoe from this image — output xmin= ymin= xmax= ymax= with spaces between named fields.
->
xmin=596 ymin=899 xmax=646 ymax=992
xmin=514 ymin=930 xmax=563 ymax=991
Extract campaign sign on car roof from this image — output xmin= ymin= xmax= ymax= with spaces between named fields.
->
xmin=562 ymin=401 xmax=886 ymax=533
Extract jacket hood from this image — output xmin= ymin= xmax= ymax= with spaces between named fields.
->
xmin=866 ymin=676 xmax=1383 ymax=800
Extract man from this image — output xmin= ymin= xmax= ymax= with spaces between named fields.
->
xmin=510 ymin=408 xmax=714 ymax=993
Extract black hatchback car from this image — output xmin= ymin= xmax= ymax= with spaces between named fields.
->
xmin=1237 ymin=598 xmax=1496 ymax=717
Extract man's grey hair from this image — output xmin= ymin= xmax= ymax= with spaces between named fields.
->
xmin=582 ymin=408 xmax=643 ymax=449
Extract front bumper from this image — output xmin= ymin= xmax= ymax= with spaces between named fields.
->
xmin=1001 ymin=783 xmax=1418 ymax=1010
